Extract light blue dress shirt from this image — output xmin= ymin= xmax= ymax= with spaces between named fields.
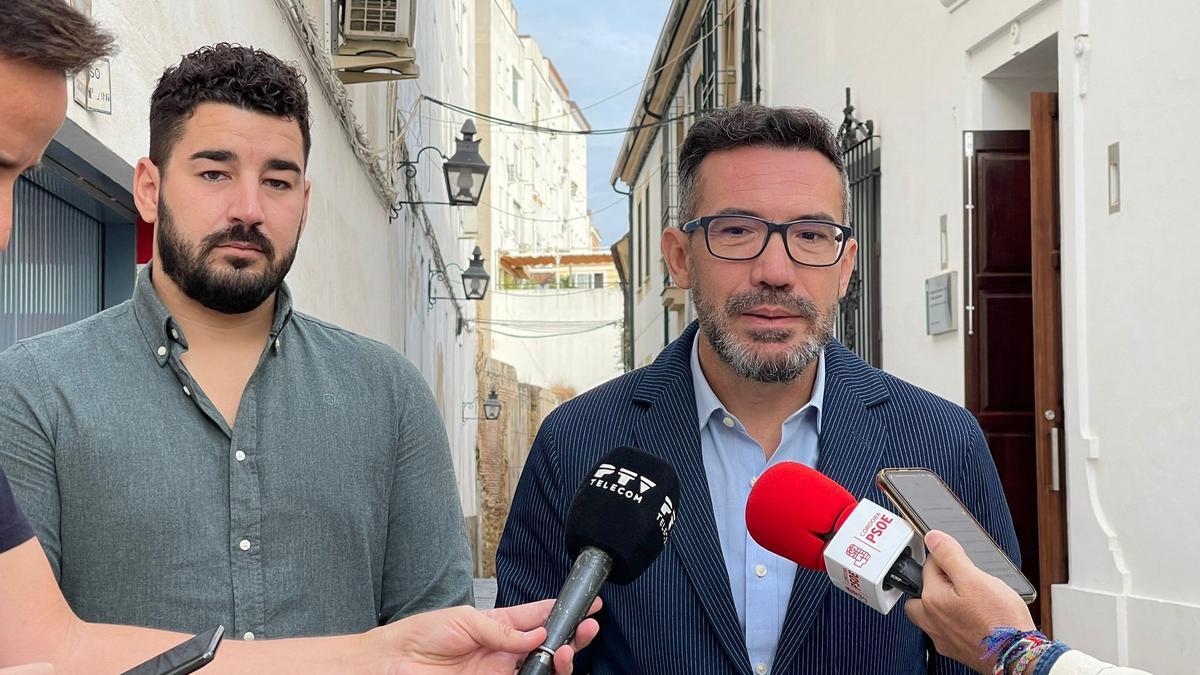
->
xmin=691 ymin=333 xmax=825 ymax=674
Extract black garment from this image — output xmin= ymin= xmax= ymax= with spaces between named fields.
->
xmin=0 ymin=466 xmax=34 ymax=553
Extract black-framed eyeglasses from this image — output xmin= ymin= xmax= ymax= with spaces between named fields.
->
xmin=681 ymin=215 xmax=854 ymax=267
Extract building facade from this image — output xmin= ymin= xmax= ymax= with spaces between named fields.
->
xmin=469 ymin=0 xmax=620 ymax=569
xmin=473 ymin=0 xmax=598 ymax=352
xmin=492 ymin=237 xmax=624 ymax=397
xmin=614 ymin=0 xmax=1200 ymax=670
xmin=611 ymin=0 xmax=750 ymax=368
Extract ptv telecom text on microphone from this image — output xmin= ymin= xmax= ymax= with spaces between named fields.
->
xmin=745 ymin=462 xmax=924 ymax=614
xmin=518 ymin=446 xmax=680 ymax=675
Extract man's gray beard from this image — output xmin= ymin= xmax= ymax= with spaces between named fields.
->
xmin=690 ymin=270 xmax=836 ymax=384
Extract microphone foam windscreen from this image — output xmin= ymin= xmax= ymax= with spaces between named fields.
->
xmin=745 ymin=462 xmax=857 ymax=571
xmin=565 ymin=446 xmax=680 ymax=585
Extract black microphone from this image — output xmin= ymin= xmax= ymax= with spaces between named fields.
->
xmin=518 ymin=446 xmax=680 ymax=675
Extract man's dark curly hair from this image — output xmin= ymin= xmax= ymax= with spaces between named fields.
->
xmin=150 ymin=43 xmax=311 ymax=170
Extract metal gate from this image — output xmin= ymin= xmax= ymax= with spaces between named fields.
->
xmin=1 ymin=166 xmax=105 ymax=352
xmin=836 ymin=88 xmax=882 ymax=367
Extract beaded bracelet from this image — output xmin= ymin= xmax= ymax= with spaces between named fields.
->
xmin=1011 ymin=640 xmax=1048 ymax=674
xmin=982 ymin=627 xmax=1052 ymax=675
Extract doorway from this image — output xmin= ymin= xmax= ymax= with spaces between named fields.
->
xmin=962 ymin=89 xmax=1068 ymax=632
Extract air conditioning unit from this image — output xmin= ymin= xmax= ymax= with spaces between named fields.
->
xmin=334 ymin=0 xmax=419 ymax=84
xmin=343 ymin=0 xmax=410 ymax=41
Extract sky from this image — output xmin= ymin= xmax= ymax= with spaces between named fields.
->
xmin=510 ymin=0 xmax=672 ymax=246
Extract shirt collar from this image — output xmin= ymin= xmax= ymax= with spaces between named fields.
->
xmin=689 ymin=329 xmax=826 ymax=433
xmin=132 ymin=263 xmax=295 ymax=366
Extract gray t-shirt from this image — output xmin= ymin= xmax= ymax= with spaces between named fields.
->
xmin=0 ymin=265 xmax=473 ymax=638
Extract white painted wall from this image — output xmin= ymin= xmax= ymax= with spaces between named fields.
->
xmin=489 ymin=285 xmax=624 ymax=395
xmin=757 ymin=0 xmax=1200 ymax=670
xmin=74 ymin=0 xmax=480 ymax=519
xmin=392 ymin=0 xmax=481 ymax=520
xmin=1053 ymin=1 xmax=1200 ymax=670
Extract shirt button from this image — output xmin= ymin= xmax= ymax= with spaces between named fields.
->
xmin=239 ymin=539 xmax=251 ymax=551
xmin=749 ymin=476 xmax=758 ymax=487
xmin=756 ymin=663 xmax=768 ymax=674
xmin=156 ymin=345 xmax=167 ymax=357
xmin=170 ymin=328 xmax=179 ymax=341
xmin=755 ymin=564 xmax=767 ymax=578
xmin=235 ymin=450 xmax=246 ymax=462
xmin=182 ymin=385 xmax=192 ymax=397
xmin=722 ymin=416 xmax=735 ymax=427
xmin=243 ymin=631 xmax=255 ymax=641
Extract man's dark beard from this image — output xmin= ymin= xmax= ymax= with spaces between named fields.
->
xmin=690 ymin=260 xmax=836 ymax=383
xmin=156 ymin=198 xmax=298 ymax=314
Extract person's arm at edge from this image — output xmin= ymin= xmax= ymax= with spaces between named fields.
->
xmin=0 ymin=537 xmax=372 ymax=672
xmin=0 ymin=345 xmax=65 ymax=579
xmin=1048 ymin=650 xmax=1152 ymax=675
xmin=0 ymin=538 xmax=596 ymax=673
xmin=907 ymin=532 xmax=1152 ymax=675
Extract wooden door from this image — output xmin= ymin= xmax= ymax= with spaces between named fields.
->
xmin=963 ymin=130 xmax=1043 ymax=624
xmin=1029 ymin=92 xmax=1069 ymax=634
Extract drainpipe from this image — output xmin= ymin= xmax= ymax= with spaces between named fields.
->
xmin=612 ymin=181 xmax=634 ymax=371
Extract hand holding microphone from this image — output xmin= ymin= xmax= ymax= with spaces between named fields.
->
xmin=746 ymin=462 xmax=924 ymax=614
xmin=518 ymin=446 xmax=680 ymax=675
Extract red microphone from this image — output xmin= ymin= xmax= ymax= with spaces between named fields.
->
xmin=746 ymin=462 xmax=925 ymax=614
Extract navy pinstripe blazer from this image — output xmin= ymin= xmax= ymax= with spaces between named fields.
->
xmin=496 ymin=322 xmax=1019 ymax=674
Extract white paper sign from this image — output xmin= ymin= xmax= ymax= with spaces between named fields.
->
xmin=72 ymin=59 xmax=112 ymax=115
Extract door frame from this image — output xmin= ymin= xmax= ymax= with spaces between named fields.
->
xmin=962 ymin=119 xmax=1069 ymax=633
xmin=1029 ymin=91 xmax=1069 ymax=634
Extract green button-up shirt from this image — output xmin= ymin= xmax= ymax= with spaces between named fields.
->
xmin=0 ymin=265 xmax=473 ymax=638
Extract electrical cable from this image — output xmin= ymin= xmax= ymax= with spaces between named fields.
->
xmin=490 ymin=286 xmax=620 ymax=296
xmin=478 ymin=197 xmax=620 ymax=223
xmin=424 ymin=96 xmax=704 ymax=136
xmin=471 ymin=321 xmax=621 ymax=339
xmin=483 ymin=149 xmax=664 ymax=227
xmin=474 ymin=318 xmax=619 ymax=327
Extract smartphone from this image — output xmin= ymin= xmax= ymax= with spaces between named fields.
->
xmin=121 ymin=625 xmax=225 ymax=675
xmin=876 ymin=468 xmax=1037 ymax=603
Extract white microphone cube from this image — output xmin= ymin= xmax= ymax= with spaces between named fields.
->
xmin=823 ymin=499 xmax=926 ymax=614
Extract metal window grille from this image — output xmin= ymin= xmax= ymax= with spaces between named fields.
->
xmin=836 ymin=88 xmax=882 ymax=367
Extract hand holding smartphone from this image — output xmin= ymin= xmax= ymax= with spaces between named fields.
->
xmin=876 ymin=468 xmax=1036 ymax=603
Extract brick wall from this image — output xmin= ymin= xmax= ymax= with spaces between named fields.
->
xmin=475 ymin=354 xmax=566 ymax=576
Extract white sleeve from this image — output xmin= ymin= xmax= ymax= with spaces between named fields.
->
xmin=1051 ymin=650 xmax=1154 ymax=675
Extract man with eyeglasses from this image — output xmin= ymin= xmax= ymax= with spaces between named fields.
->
xmin=495 ymin=103 xmax=1019 ymax=674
